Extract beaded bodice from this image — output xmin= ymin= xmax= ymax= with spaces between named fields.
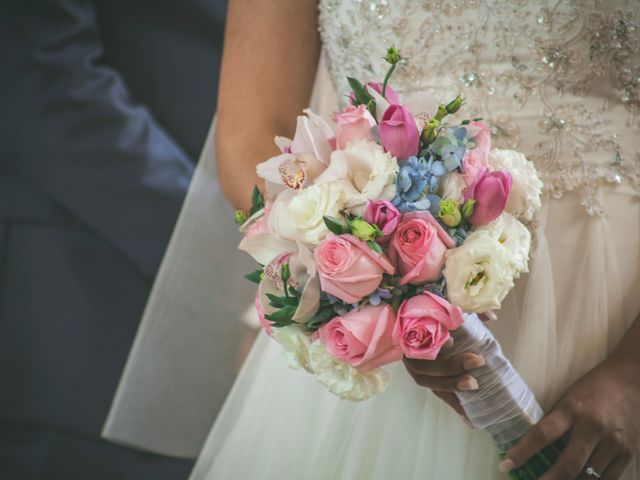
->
xmin=318 ymin=0 xmax=640 ymax=214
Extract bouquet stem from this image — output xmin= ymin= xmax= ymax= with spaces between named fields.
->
xmin=449 ymin=314 xmax=566 ymax=478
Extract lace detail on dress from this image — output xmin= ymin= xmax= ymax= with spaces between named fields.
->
xmin=318 ymin=0 xmax=640 ymax=215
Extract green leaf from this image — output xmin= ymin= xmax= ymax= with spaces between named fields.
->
xmin=323 ymin=216 xmax=347 ymax=235
xmin=266 ymin=293 xmax=298 ymax=308
xmin=264 ymin=305 xmax=297 ymax=323
xmin=347 ymin=76 xmax=373 ymax=106
xmin=306 ymin=307 xmax=338 ymax=330
xmin=249 ymin=186 xmax=265 ymax=216
xmin=367 ymin=240 xmax=383 ymax=254
xmin=244 ymin=269 xmax=263 ymax=284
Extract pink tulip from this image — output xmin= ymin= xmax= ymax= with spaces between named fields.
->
xmin=393 ymin=291 xmax=464 ymax=360
xmin=379 ymin=104 xmax=420 ymax=160
xmin=319 ymin=304 xmax=402 ymax=372
xmin=315 ymin=234 xmax=394 ymax=304
xmin=467 ymin=170 xmax=513 ymax=226
xmin=363 ymin=200 xmax=401 ymax=242
xmin=389 ymin=211 xmax=455 ymax=285
xmin=332 ymin=105 xmax=376 ymax=149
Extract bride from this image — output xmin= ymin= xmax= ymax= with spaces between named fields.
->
xmin=112 ymin=0 xmax=640 ymax=479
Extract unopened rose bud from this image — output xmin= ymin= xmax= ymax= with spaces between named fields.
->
xmin=350 ymin=218 xmax=382 ymax=242
xmin=439 ymin=199 xmax=462 ymax=227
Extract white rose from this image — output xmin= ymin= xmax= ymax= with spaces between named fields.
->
xmin=439 ymin=171 xmax=466 ymax=203
xmin=269 ymin=181 xmax=346 ymax=245
xmin=308 ymin=341 xmax=389 ymax=401
xmin=443 ymin=231 xmax=517 ymax=313
xmin=478 ymin=213 xmax=532 ymax=275
xmin=271 ymin=325 xmax=313 ymax=373
xmin=488 ymin=149 xmax=543 ymax=222
xmin=315 ymin=139 xmax=398 ymax=214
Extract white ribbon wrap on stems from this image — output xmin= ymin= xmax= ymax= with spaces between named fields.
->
xmin=451 ymin=313 xmax=544 ymax=451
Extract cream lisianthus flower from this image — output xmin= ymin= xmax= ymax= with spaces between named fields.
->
xmin=315 ymin=139 xmax=398 ymax=215
xmin=488 ymin=149 xmax=543 ymax=222
xmin=271 ymin=325 xmax=314 ymax=373
xmin=443 ymin=231 xmax=517 ymax=313
xmin=269 ymin=181 xmax=346 ymax=245
xmin=478 ymin=213 xmax=532 ymax=275
xmin=308 ymin=341 xmax=389 ymax=401
xmin=439 ymin=171 xmax=466 ymax=203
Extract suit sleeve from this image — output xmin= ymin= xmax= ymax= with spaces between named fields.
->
xmin=0 ymin=0 xmax=195 ymax=276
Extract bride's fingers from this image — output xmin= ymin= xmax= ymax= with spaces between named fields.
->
xmin=537 ymin=425 xmax=601 ymax=480
xmin=500 ymin=409 xmax=572 ymax=472
xmin=403 ymin=352 xmax=485 ymax=377
xmin=479 ymin=310 xmax=498 ymax=322
xmin=406 ymin=368 xmax=480 ymax=392
xmin=577 ymin=445 xmax=616 ymax=480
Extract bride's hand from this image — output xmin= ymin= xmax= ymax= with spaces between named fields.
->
xmin=403 ymin=351 xmax=485 ymax=419
xmin=500 ymin=357 xmax=640 ymax=480
xmin=402 ymin=311 xmax=495 ymax=419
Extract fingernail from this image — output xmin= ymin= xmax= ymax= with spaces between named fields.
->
xmin=457 ymin=377 xmax=479 ymax=391
xmin=463 ymin=355 xmax=486 ymax=371
xmin=498 ymin=459 xmax=515 ymax=473
xmin=485 ymin=311 xmax=498 ymax=322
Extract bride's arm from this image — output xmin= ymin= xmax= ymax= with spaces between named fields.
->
xmin=216 ymin=0 xmax=320 ymax=210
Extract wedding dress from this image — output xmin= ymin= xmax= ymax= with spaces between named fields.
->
xmin=187 ymin=1 xmax=640 ymax=478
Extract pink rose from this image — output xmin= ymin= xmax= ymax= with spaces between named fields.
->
xmin=389 ymin=211 xmax=455 ymax=285
xmin=467 ymin=170 xmax=512 ymax=226
xmin=332 ymin=105 xmax=376 ymax=149
xmin=363 ymin=200 xmax=401 ymax=242
xmin=348 ymin=82 xmax=401 ymax=105
xmin=462 ymin=121 xmax=491 ymax=187
xmin=315 ymin=234 xmax=395 ymax=304
xmin=244 ymin=202 xmax=272 ymax=239
xmin=255 ymin=293 xmax=273 ymax=337
xmin=393 ymin=291 xmax=464 ymax=360
xmin=319 ymin=304 xmax=402 ymax=372
xmin=379 ymin=104 xmax=420 ymax=160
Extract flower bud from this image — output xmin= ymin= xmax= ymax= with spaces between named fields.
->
xmin=350 ymin=218 xmax=382 ymax=242
xmin=439 ymin=199 xmax=462 ymax=227
xmin=461 ymin=199 xmax=476 ymax=220
xmin=421 ymin=118 xmax=440 ymax=145
xmin=385 ymin=47 xmax=401 ymax=65
xmin=446 ymin=95 xmax=464 ymax=114
xmin=235 ymin=209 xmax=248 ymax=225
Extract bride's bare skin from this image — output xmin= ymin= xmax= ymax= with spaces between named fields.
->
xmin=216 ymin=0 xmax=320 ymax=211
xmin=217 ymin=1 xmax=640 ymax=478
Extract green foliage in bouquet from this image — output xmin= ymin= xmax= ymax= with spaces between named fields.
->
xmin=323 ymin=211 xmax=384 ymax=254
xmin=235 ymin=186 xmax=265 ymax=225
xmin=262 ymin=263 xmax=342 ymax=331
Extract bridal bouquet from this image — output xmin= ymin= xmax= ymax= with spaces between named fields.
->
xmin=236 ymin=49 xmax=556 ymax=478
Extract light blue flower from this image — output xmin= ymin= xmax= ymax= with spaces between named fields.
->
xmin=429 ymin=127 xmax=471 ymax=171
xmin=394 ymin=155 xmax=445 ymax=214
xmin=368 ymin=288 xmax=393 ymax=306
